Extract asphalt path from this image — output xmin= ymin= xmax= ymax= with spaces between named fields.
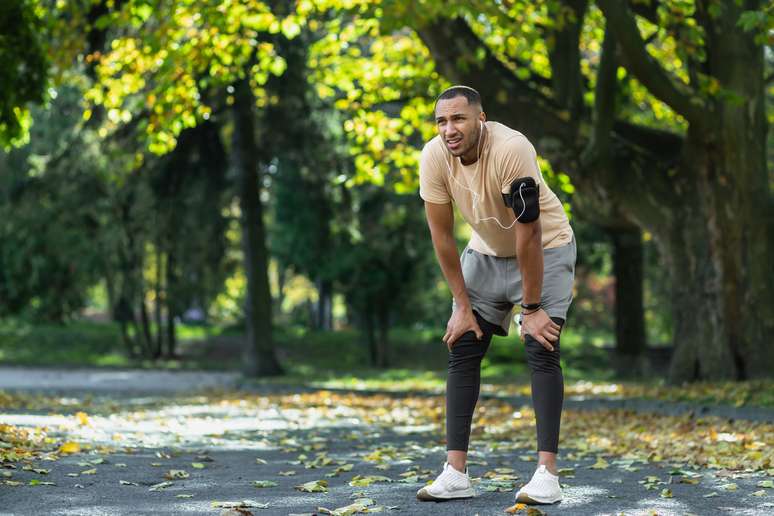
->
xmin=1 ymin=367 xmax=772 ymax=515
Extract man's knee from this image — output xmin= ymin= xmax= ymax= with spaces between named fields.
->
xmin=524 ymin=317 xmax=564 ymax=373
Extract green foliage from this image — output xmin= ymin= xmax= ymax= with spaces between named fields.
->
xmin=737 ymin=5 xmax=774 ymax=45
xmin=0 ymin=84 xmax=109 ymax=320
xmin=0 ymin=0 xmax=49 ymax=148
xmin=83 ymin=0 xmax=298 ymax=155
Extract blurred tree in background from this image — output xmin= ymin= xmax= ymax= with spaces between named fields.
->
xmin=0 ymin=0 xmax=771 ymax=382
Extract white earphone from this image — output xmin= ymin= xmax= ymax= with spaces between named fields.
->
xmin=443 ymin=120 xmax=536 ymax=229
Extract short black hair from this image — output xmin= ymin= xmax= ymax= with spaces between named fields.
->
xmin=435 ymin=85 xmax=482 ymax=109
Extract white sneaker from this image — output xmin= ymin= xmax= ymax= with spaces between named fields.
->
xmin=416 ymin=462 xmax=476 ymax=501
xmin=514 ymin=464 xmax=562 ymax=504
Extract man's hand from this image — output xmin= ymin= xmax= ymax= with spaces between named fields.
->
xmin=520 ymin=309 xmax=560 ymax=351
xmin=442 ymin=306 xmax=483 ymax=351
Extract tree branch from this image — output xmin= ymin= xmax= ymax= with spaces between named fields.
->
xmin=415 ymin=17 xmax=576 ymax=146
xmin=548 ymin=0 xmax=588 ymax=124
xmin=589 ymin=26 xmax=618 ymax=156
xmin=596 ymin=0 xmax=709 ymax=129
xmin=415 ymin=16 xmax=683 ymax=159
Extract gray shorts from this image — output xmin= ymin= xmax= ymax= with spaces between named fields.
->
xmin=452 ymin=236 xmax=576 ymax=336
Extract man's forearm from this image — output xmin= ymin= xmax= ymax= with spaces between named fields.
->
xmin=431 ymin=233 xmax=472 ymax=309
xmin=516 ymin=223 xmax=543 ymax=305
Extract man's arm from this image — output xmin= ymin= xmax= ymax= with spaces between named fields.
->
xmin=515 ymin=219 xmax=543 ymax=305
xmin=424 ymin=201 xmax=483 ymax=348
xmin=515 ymin=219 xmax=560 ymax=351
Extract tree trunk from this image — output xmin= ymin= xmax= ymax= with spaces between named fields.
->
xmin=275 ymin=264 xmax=286 ymax=317
xmin=231 ymin=73 xmax=283 ymax=377
xmin=665 ymin=3 xmax=773 ymax=383
xmin=376 ymin=309 xmax=390 ymax=368
xmin=316 ymin=278 xmax=333 ymax=331
xmin=153 ymin=244 xmax=164 ymax=359
xmin=610 ymin=226 xmax=647 ymax=377
xmin=611 ymin=228 xmax=646 ymax=356
xmin=165 ymin=250 xmax=177 ymax=358
xmin=138 ymin=292 xmax=154 ymax=358
xmin=364 ymin=309 xmax=377 ymax=366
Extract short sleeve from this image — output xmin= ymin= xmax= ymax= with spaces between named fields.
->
xmin=498 ymin=135 xmax=541 ymax=194
xmin=419 ymin=143 xmax=451 ymax=204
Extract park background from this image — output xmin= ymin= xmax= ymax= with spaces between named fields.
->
xmin=0 ymin=1 xmax=773 ymax=514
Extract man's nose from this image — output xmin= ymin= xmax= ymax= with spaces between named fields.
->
xmin=443 ymin=124 xmax=458 ymax=137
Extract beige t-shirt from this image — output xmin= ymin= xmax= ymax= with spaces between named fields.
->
xmin=419 ymin=121 xmax=573 ymax=257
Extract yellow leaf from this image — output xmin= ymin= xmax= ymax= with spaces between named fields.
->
xmin=75 ymin=412 xmax=90 ymax=426
xmin=590 ymin=457 xmax=609 ymax=469
xmin=58 ymin=442 xmax=80 ymax=454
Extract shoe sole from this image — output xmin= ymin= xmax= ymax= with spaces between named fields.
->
xmin=514 ymin=491 xmax=562 ymax=504
xmin=416 ymin=487 xmax=475 ymax=502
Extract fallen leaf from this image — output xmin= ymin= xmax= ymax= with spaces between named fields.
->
xmin=165 ymin=469 xmax=190 ymax=480
xmin=81 ymin=468 xmax=97 ymax=475
xmin=212 ymin=500 xmax=269 ymax=509
xmin=176 ymin=494 xmax=194 ymax=498
xmin=192 ymin=462 xmax=205 ymax=469
xmin=119 ymin=480 xmax=139 ymax=486
xmin=253 ymin=480 xmax=278 ymax=488
xmin=29 ymin=479 xmax=56 ymax=486
xmin=295 ymin=479 xmax=328 ymax=492
xmin=758 ymin=480 xmax=774 ymax=488
xmin=752 ymin=490 xmax=767 ymax=497
xmin=220 ymin=510 xmax=253 ymax=516
xmin=661 ymin=488 xmax=673 ymax=498
xmin=590 ymin=457 xmax=609 ymax=469
xmin=504 ymin=503 xmax=537 ymax=514
xmin=326 ymin=464 xmax=354 ymax=478
xmin=149 ymin=481 xmax=174 ymax=491
xmin=58 ymin=442 xmax=81 ymax=454
xmin=75 ymin=412 xmax=90 ymax=426
xmin=318 ymin=497 xmax=375 ymax=515
xmin=348 ymin=475 xmax=392 ymax=487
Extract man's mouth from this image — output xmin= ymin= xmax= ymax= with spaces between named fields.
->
xmin=446 ymin=137 xmax=463 ymax=150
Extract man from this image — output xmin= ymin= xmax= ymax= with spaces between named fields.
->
xmin=415 ymin=86 xmax=575 ymax=505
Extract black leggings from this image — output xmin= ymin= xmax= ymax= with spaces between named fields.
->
xmin=446 ymin=311 xmax=564 ymax=453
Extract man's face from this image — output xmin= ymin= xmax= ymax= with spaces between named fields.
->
xmin=435 ymin=96 xmax=483 ymax=161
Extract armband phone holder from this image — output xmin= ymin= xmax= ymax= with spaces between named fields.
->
xmin=502 ymin=177 xmax=540 ymax=223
